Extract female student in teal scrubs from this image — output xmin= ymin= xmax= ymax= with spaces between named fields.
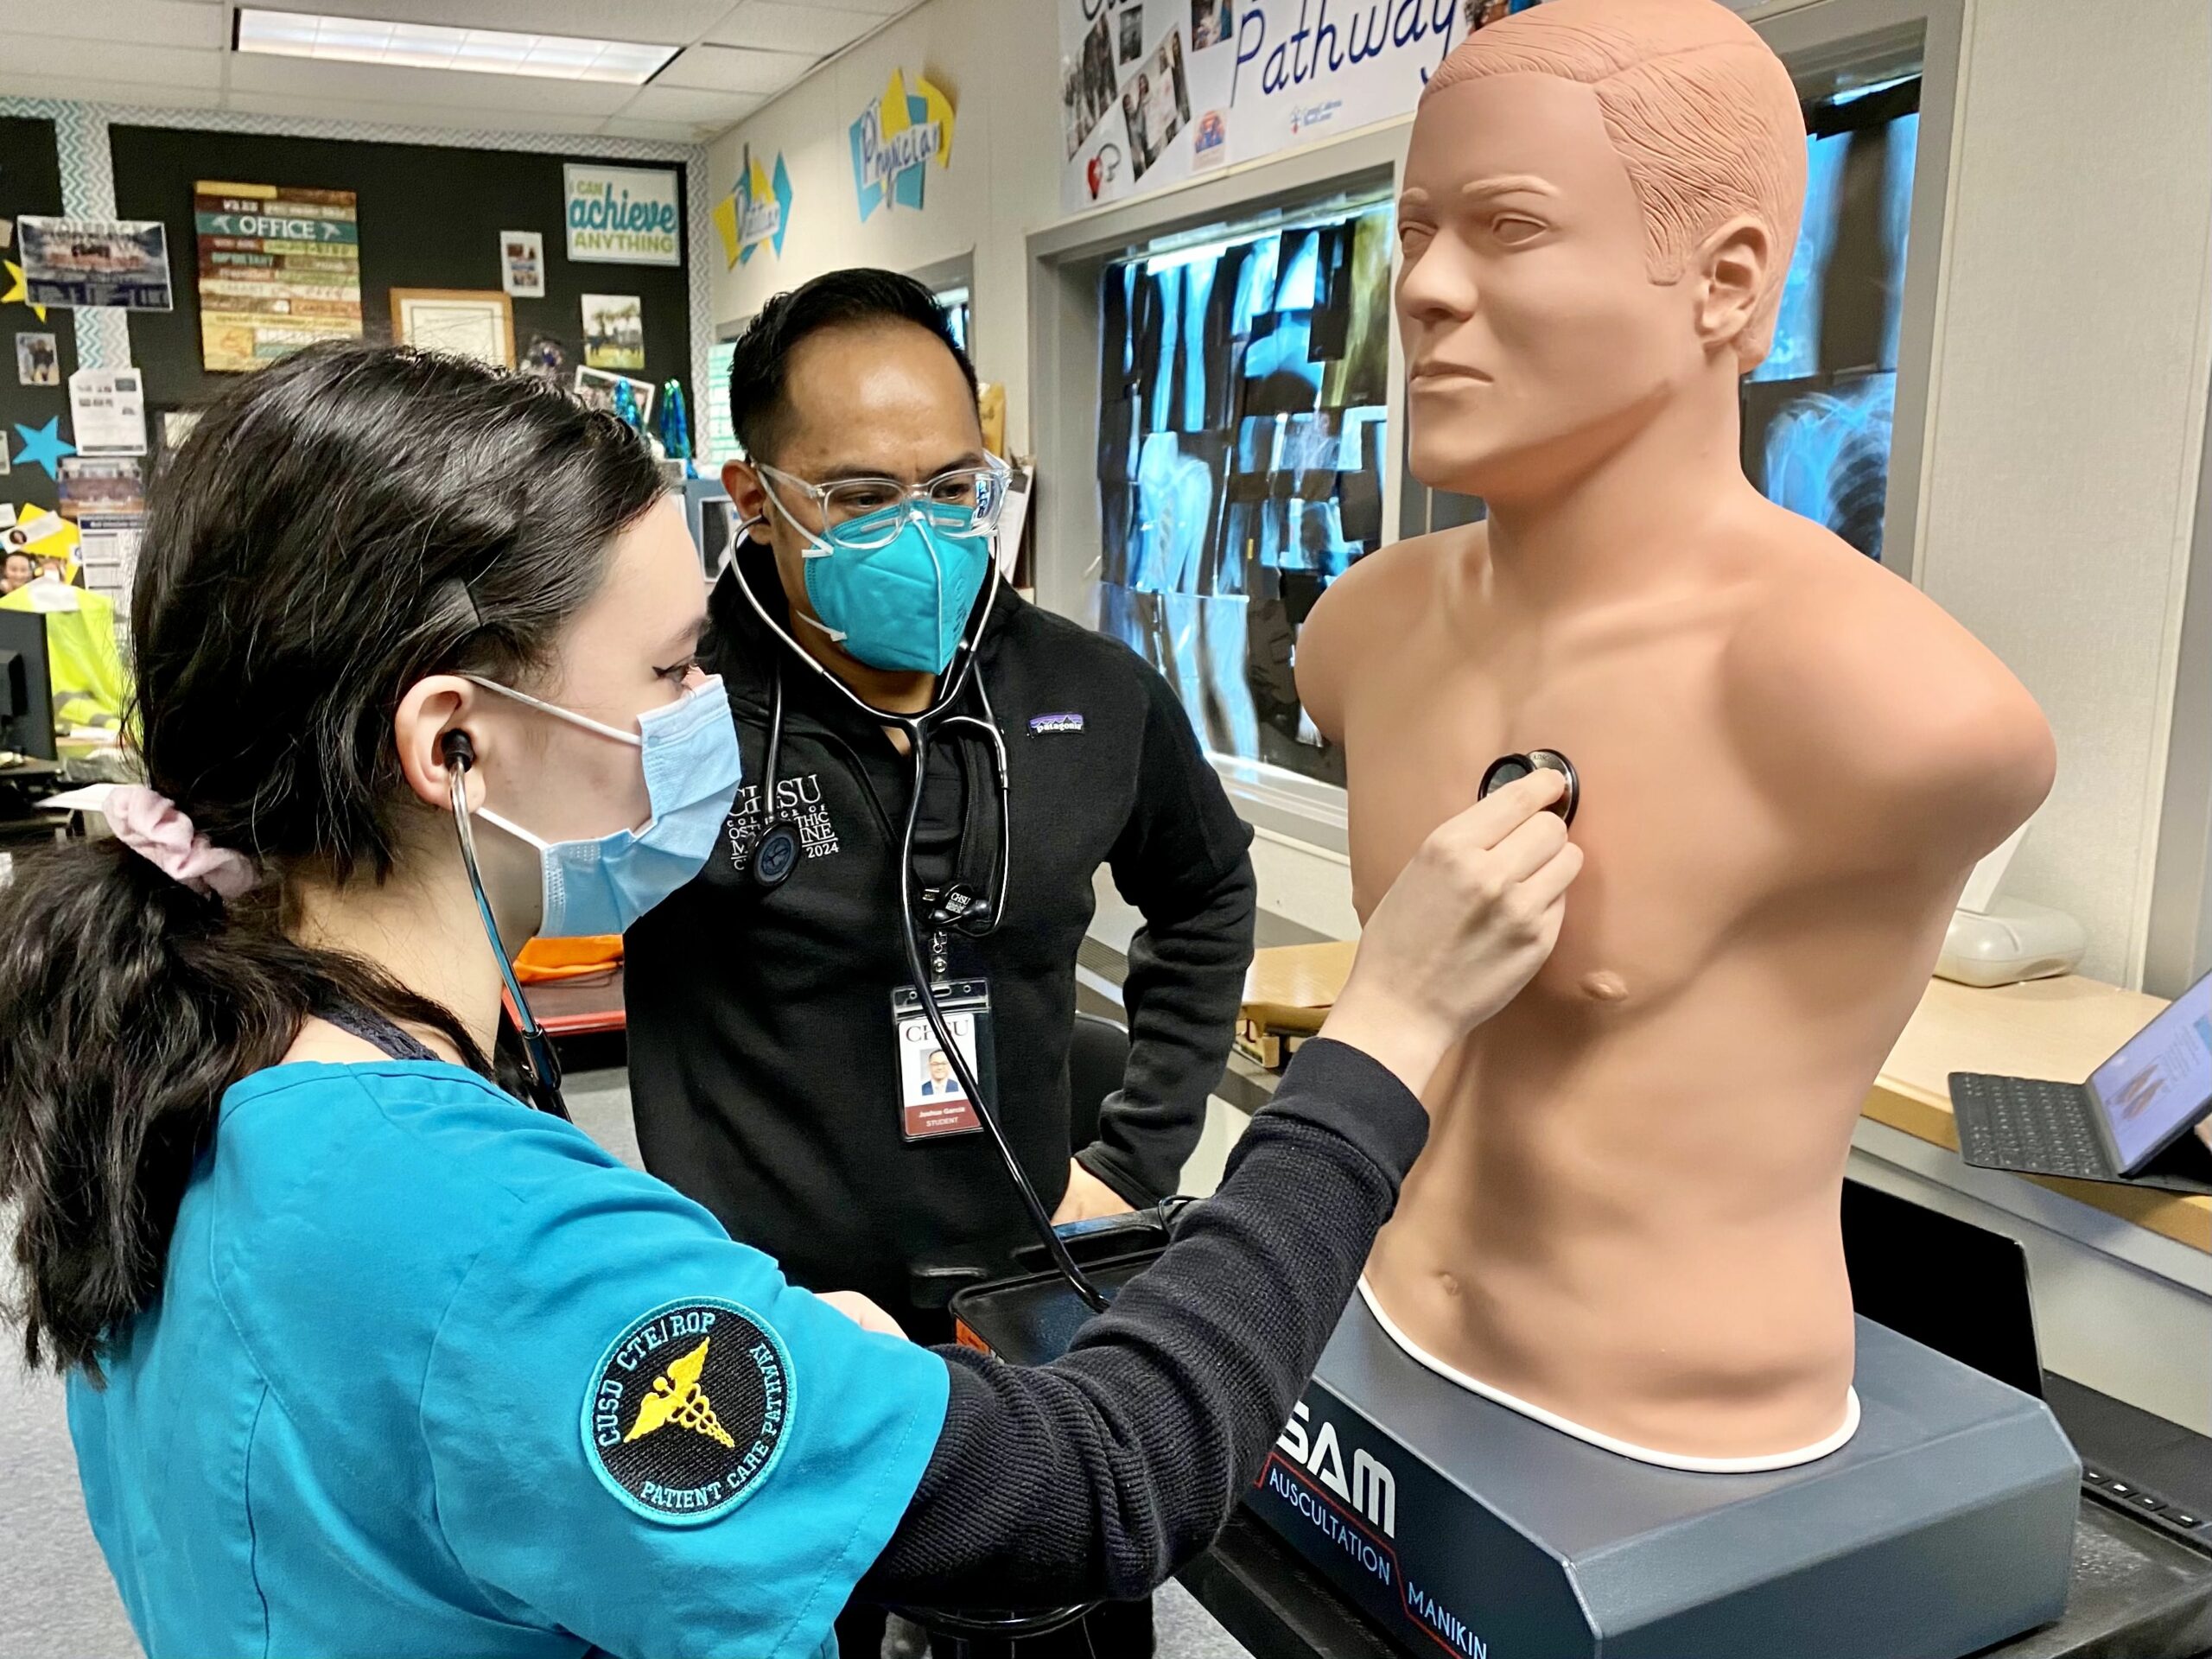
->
xmin=0 ymin=341 xmax=1579 ymax=1658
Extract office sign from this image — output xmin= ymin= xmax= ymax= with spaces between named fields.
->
xmin=565 ymin=164 xmax=682 ymax=266
xmin=193 ymin=181 xmax=362 ymax=372
xmin=850 ymin=69 xmax=957 ymax=220
xmin=1059 ymin=0 xmax=1538 ymax=211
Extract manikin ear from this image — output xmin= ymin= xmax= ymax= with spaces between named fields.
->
xmin=1694 ymin=214 xmax=1774 ymax=360
xmin=394 ymin=673 xmax=486 ymax=816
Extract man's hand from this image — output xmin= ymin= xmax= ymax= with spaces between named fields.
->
xmin=818 ymin=1290 xmax=910 ymax=1340
xmin=1052 ymin=1160 xmax=1136 ymax=1225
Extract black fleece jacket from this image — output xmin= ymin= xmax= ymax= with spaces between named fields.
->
xmin=625 ymin=551 xmax=1257 ymax=1314
xmin=867 ymin=1039 xmax=1429 ymax=1606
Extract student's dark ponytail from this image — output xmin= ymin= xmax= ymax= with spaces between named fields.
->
xmin=0 ymin=342 xmax=664 ymax=1376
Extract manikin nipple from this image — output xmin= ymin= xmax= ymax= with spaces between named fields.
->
xmin=1580 ymin=970 xmax=1630 ymax=1004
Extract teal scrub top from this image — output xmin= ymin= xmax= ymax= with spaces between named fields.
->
xmin=67 ymin=1060 xmax=950 ymax=1659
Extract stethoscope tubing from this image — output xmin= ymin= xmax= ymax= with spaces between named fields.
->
xmin=729 ymin=527 xmax=1104 ymax=1312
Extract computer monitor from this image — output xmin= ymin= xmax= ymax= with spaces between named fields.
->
xmin=679 ymin=477 xmax=734 ymax=577
xmin=2088 ymin=969 xmax=2212 ymax=1174
xmin=1840 ymin=1179 xmax=2042 ymax=1399
xmin=0 ymin=608 xmax=57 ymax=761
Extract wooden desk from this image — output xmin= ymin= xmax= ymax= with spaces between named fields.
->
xmin=1872 ymin=976 xmax=2209 ymax=1254
xmin=1237 ymin=946 xmax=2210 ymax=1255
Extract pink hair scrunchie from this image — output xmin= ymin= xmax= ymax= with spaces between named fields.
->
xmin=104 ymin=785 xmax=258 ymax=901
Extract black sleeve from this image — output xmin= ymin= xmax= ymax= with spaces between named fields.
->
xmin=857 ymin=1039 xmax=1426 ymax=1608
xmin=1085 ymin=664 xmax=1259 ymax=1205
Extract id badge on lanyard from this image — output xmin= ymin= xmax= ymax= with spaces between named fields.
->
xmin=891 ymin=979 xmax=995 ymax=1141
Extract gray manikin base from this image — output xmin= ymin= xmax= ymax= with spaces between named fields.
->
xmin=1246 ymin=1306 xmax=2079 ymax=1659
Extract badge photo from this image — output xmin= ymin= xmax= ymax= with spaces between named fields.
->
xmin=582 ymin=1299 xmax=792 ymax=1525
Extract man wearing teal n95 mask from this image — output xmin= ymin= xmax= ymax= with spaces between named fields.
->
xmin=625 ymin=270 xmax=1262 ymax=1658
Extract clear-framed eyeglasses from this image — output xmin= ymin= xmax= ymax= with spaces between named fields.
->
xmin=753 ymin=455 xmax=1014 ymax=551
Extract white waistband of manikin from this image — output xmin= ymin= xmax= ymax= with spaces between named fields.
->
xmin=1356 ymin=1277 xmax=1863 ymax=1474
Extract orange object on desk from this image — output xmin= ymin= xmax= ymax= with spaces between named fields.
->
xmin=514 ymin=935 xmax=623 ymax=984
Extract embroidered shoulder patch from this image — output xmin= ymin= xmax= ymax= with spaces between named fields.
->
xmin=582 ymin=1299 xmax=792 ymax=1526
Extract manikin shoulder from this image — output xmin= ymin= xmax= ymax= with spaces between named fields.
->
xmin=1297 ymin=526 xmax=1477 ymax=743
xmin=1723 ymin=504 xmax=2056 ymax=865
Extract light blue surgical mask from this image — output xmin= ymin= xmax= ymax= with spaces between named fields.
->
xmin=770 ymin=494 xmax=995 ymax=675
xmin=463 ymin=672 xmax=741 ymax=938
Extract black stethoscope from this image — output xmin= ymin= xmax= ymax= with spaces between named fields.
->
xmin=725 ymin=527 xmax=1109 ymax=1318
xmin=442 ymin=729 xmax=570 ymax=1121
xmin=1480 ymin=746 xmax=1580 ymax=826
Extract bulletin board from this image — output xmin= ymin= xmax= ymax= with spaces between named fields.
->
xmin=108 ymin=125 xmax=691 ymax=415
xmin=0 ymin=115 xmax=80 ymax=518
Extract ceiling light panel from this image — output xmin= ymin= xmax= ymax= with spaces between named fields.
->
xmin=234 ymin=9 xmax=677 ymax=84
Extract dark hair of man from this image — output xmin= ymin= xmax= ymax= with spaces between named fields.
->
xmin=727 ymin=267 xmax=977 ymax=465
xmin=0 ymin=341 xmax=664 ymax=1376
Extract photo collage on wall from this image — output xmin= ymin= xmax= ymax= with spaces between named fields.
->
xmin=1063 ymin=1 xmax=1198 ymax=190
xmin=1096 ymin=200 xmax=1393 ymax=786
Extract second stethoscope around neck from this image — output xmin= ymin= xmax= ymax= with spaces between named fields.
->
xmin=724 ymin=524 xmax=1109 ymax=1317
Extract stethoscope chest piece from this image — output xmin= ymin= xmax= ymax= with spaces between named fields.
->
xmin=1480 ymin=747 xmax=1580 ymax=828
xmin=751 ymin=819 xmax=800 ymax=890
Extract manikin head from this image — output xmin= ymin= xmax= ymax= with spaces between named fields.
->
xmin=1397 ymin=0 xmax=1806 ymax=501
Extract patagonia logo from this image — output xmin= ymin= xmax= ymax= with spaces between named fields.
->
xmin=582 ymin=1299 xmax=791 ymax=1526
xmin=1029 ymin=712 xmax=1084 ymax=736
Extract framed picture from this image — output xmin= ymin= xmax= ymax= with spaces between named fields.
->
xmin=581 ymin=293 xmax=645 ymax=370
xmin=389 ymin=288 xmax=516 ymax=369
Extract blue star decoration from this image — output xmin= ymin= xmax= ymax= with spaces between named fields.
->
xmin=13 ymin=417 xmax=74 ymax=480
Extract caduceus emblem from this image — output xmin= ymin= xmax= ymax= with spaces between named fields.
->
xmin=624 ymin=1338 xmax=735 ymax=1450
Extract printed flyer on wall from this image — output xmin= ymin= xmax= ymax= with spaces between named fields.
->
xmin=66 ymin=367 xmax=147 ymax=456
xmin=1058 ymin=0 xmax=1518 ymax=211
xmin=17 ymin=217 xmax=173 ymax=311
xmin=194 ymin=181 xmax=363 ymax=372
xmin=56 ymin=455 xmax=147 ymax=596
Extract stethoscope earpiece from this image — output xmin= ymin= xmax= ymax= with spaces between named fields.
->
xmin=1480 ymin=747 xmax=1580 ymax=827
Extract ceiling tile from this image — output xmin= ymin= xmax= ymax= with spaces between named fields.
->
xmin=227 ymin=51 xmax=638 ymax=114
xmin=707 ymin=2 xmax=881 ymax=57
xmin=0 ymin=70 xmax=220 ymax=110
xmin=653 ymin=44 xmax=814 ymax=97
xmin=618 ymin=84 xmax=766 ymax=127
xmin=223 ymin=89 xmax=612 ymax=137
xmin=0 ymin=0 xmax=226 ymax=50
xmin=599 ymin=116 xmax=709 ymax=143
xmin=0 ymin=36 xmax=221 ymax=89
xmin=239 ymin=0 xmax=732 ymax=48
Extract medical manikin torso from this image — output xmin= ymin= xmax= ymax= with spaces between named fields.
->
xmin=1298 ymin=0 xmax=2054 ymax=1465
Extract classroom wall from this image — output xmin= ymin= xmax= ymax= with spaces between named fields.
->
xmin=711 ymin=0 xmax=2212 ymax=988
xmin=109 ymin=126 xmax=692 ymax=418
xmin=1907 ymin=0 xmax=2212 ymax=988
xmin=703 ymin=0 xmax=1062 ymax=451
